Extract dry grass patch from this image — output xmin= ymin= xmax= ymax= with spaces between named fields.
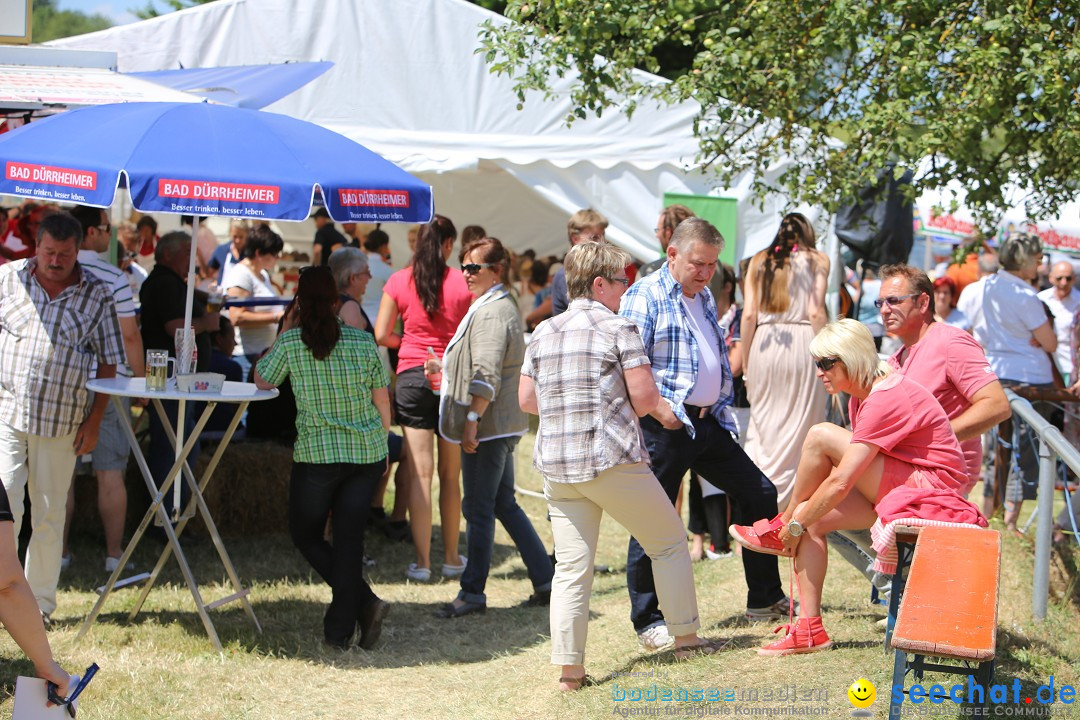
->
xmin=3 ymin=431 xmax=1079 ymax=719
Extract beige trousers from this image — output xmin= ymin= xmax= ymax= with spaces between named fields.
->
xmin=0 ymin=421 xmax=78 ymax=616
xmin=545 ymin=462 xmax=699 ymax=665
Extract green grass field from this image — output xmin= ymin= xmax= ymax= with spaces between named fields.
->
xmin=2 ymin=431 xmax=1078 ymax=720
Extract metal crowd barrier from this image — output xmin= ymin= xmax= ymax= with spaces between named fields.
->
xmin=1003 ymin=389 xmax=1080 ymax=620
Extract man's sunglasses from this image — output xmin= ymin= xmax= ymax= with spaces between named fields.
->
xmin=462 ymin=263 xmax=495 ymax=274
xmin=873 ymin=292 xmax=920 ymax=309
xmin=814 ymin=357 xmax=841 ymax=372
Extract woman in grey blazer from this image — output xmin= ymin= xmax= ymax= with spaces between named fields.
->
xmin=435 ymin=236 xmax=553 ymax=618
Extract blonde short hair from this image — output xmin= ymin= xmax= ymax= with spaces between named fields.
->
xmin=565 ymin=241 xmax=630 ymax=301
xmin=808 ymin=318 xmax=891 ymax=389
xmin=567 ymin=208 xmax=609 ymax=241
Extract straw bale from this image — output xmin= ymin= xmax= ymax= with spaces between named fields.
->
xmin=113 ymin=440 xmax=293 ymax=538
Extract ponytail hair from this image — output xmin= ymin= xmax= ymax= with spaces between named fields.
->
xmin=754 ymin=212 xmax=817 ymax=314
xmin=412 ymin=214 xmax=457 ymax=316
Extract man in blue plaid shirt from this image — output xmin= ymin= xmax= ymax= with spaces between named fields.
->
xmin=619 ymin=218 xmax=791 ymax=650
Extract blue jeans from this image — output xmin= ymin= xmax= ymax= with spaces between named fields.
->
xmin=289 ymin=460 xmax=383 ymax=644
xmin=458 ymin=436 xmax=552 ymax=605
xmin=631 ymin=414 xmax=783 ymax=632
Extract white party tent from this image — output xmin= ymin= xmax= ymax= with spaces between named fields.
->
xmin=49 ymin=0 xmax=815 ymax=262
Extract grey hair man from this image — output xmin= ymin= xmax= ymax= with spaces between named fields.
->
xmin=618 ymin=217 xmax=789 ymax=650
xmin=140 ymin=231 xmax=221 ymax=518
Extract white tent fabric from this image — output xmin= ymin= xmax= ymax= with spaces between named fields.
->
xmin=49 ymin=0 xmax=817 ymax=262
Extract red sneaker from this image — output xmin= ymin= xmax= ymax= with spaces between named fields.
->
xmin=729 ymin=516 xmax=793 ymax=557
xmin=757 ymin=616 xmax=833 ymax=656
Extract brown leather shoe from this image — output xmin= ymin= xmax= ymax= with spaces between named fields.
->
xmin=358 ymin=599 xmax=390 ymax=649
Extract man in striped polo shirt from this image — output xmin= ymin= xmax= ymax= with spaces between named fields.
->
xmin=61 ymin=206 xmax=146 ymax=574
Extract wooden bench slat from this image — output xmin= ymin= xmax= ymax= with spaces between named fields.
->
xmin=891 ymin=526 xmax=1000 ymax=662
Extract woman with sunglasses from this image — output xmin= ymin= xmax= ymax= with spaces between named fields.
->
xmin=434 ymin=237 xmax=553 ymax=618
xmin=731 ymin=318 xmax=970 ymax=656
xmin=740 ymin=213 xmax=830 ymax=510
xmin=255 ymin=266 xmax=392 ymax=649
xmin=375 ymin=215 xmax=473 ymax=581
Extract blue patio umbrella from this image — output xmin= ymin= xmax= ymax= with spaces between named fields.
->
xmin=0 ymin=101 xmax=433 ymax=516
xmin=0 ymin=101 xmax=432 ymax=224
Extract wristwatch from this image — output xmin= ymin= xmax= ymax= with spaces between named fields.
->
xmin=466 ymin=411 xmax=483 ymax=423
xmin=787 ymin=519 xmax=805 ymax=537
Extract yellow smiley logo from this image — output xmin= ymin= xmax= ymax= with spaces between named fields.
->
xmin=847 ymin=678 xmax=876 ymax=709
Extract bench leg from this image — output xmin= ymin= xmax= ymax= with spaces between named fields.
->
xmin=889 ymin=649 xmax=908 ymax=718
xmin=976 ymin=660 xmax=995 ymax=713
xmin=884 ymin=540 xmax=915 ymax=651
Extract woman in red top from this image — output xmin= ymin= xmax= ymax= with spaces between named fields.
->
xmin=731 ymin=319 xmax=968 ymax=657
xmin=375 ymin=215 xmax=473 ymax=582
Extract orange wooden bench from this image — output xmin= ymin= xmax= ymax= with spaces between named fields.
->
xmin=888 ymin=525 xmax=1001 ymax=717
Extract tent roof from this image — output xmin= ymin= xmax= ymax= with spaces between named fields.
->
xmin=48 ymin=0 xmax=703 ymax=173
xmin=46 ymin=0 xmax=818 ymax=262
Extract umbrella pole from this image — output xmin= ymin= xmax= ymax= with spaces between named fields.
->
xmin=174 ymin=215 xmax=201 ymax=521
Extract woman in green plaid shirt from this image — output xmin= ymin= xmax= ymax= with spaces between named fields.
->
xmin=255 ymin=266 xmax=392 ymax=649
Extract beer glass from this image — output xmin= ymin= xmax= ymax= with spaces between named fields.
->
xmin=145 ymin=349 xmax=175 ymax=391
xmin=207 ymin=284 xmax=225 ymax=313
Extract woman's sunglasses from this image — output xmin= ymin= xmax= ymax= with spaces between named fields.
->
xmin=462 ymin=263 xmax=495 ymax=274
xmin=814 ymin=357 xmax=841 ymax=371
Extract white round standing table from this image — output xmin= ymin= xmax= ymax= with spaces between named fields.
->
xmin=77 ymin=377 xmax=278 ymax=651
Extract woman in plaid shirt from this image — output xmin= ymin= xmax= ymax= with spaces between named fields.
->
xmin=521 ymin=242 xmax=716 ymax=691
xmin=256 ymin=266 xmax=392 ymax=650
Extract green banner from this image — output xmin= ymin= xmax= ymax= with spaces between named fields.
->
xmin=662 ymin=193 xmax=738 ymax=266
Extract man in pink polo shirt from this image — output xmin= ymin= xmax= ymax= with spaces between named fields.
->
xmin=878 ymin=263 xmax=1012 ymax=495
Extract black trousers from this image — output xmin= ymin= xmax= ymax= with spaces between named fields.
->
xmin=627 ymin=414 xmax=783 ymax=632
xmin=290 ymin=460 xmax=384 ymax=644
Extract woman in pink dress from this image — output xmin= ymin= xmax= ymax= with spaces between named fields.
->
xmin=741 ymin=213 xmax=830 ymax=510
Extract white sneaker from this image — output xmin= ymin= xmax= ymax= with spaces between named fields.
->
xmin=104 ymin=556 xmax=135 ymax=574
xmin=637 ymin=624 xmax=674 ymax=651
xmin=442 ymin=555 xmax=468 ymax=578
xmin=406 ymin=563 xmax=431 ymax=582
xmin=705 ymin=547 xmax=733 ymax=560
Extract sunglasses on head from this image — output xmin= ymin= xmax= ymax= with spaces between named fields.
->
xmin=462 ymin=263 xmax=495 ymax=274
xmin=815 ymin=357 xmax=841 ymax=371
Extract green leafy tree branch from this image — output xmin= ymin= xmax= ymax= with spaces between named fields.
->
xmin=479 ymin=0 xmax=1080 ymax=229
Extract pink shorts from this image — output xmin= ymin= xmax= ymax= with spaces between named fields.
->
xmin=875 ymin=456 xmax=950 ymax=506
